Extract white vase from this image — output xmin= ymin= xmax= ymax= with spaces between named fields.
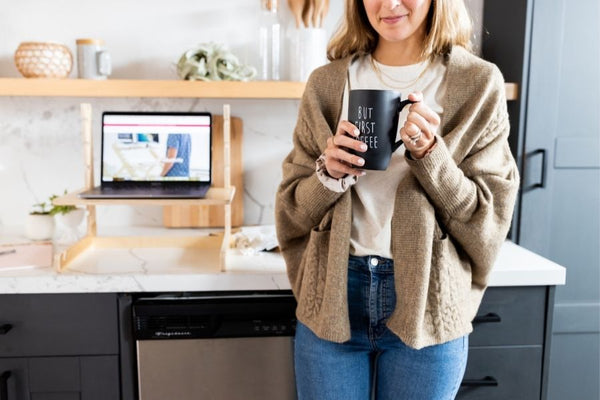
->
xmin=54 ymin=208 xmax=86 ymax=244
xmin=25 ymin=214 xmax=55 ymax=241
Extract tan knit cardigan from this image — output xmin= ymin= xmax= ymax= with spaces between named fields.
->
xmin=275 ymin=46 xmax=520 ymax=349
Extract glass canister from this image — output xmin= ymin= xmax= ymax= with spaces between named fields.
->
xmin=258 ymin=0 xmax=281 ymax=80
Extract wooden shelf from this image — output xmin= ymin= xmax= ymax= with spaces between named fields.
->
xmin=54 ymin=234 xmax=225 ymax=273
xmin=0 ymin=78 xmax=305 ymax=99
xmin=0 ymin=78 xmax=519 ymax=101
xmin=53 ymin=187 xmax=235 ymax=207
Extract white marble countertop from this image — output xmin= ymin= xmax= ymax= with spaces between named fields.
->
xmin=0 ymin=226 xmax=566 ymax=294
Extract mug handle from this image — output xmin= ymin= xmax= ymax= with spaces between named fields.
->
xmin=97 ymin=51 xmax=112 ymax=76
xmin=392 ymin=99 xmax=418 ymax=152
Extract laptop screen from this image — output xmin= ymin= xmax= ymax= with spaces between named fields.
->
xmin=101 ymin=112 xmax=211 ymax=184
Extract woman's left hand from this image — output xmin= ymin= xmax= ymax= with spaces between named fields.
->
xmin=400 ymin=92 xmax=441 ymax=159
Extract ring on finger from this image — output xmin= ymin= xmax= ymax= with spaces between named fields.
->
xmin=409 ymin=130 xmax=422 ymax=145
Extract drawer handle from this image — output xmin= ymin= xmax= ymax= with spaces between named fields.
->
xmin=0 ymin=325 xmax=12 ymax=335
xmin=473 ymin=313 xmax=501 ymax=323
xmin=0 ymin=370 xmax=11 ymax=400
xmin=461 ymin=376 xmax=498 ymax=387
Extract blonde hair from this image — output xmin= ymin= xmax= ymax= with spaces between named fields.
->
xmin=327 ymin=0 xmax=473 ymax=61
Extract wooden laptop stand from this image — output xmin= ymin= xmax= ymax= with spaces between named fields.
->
xmin=52 ymin=104 xmax=235 ymax=272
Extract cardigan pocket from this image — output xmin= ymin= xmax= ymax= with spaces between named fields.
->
xmin=296 ymin=227 xmax=330 ymax=320
xmin=429 ymin=234 xmax=472 ymax=336
xmin=434 ymin=216 xmax=448 ymax=241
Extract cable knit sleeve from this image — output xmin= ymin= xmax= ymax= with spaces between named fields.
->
xmin=277 ymin=116 xmax=344 ymax=227
xmin=405 ymin=64 xmax=520 ymax=288
xmin=275 ymin=63 xmax=349 ymax=295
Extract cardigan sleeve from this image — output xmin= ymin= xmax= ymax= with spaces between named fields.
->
xmin=276 ymin=116 xmax=344 ymax=228
xmin=274 ymin=74 xmax=347 ymax=293
xmin=405 ymin=65 xmax=520 ymax=288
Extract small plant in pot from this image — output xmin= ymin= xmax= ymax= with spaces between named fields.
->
xmin=26 ymin=201 xmax=55 ymax=240
xmin=25 ymin=191 xmax=85 ymax=242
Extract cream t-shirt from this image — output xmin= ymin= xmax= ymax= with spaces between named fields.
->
xmin=337 ymin=55 xmax=447 ymax=258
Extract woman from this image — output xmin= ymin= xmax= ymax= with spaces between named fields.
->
xmin=275 ymin=0 xmax=520 ymax=399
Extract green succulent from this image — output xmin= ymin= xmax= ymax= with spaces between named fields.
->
xmin=177 ymin=42 xmax=256 ymax=82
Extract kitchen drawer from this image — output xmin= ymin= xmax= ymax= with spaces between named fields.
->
xmin=470 ymin=287 xmax=546 ymax=346
xmin=0 ymin=293 xmax=118 ymax=357
xmin=458 ymin=346 xmax=543 ymax=400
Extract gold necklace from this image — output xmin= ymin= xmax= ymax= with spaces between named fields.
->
xmin=369 ymin=55 xmax=431 ymax=90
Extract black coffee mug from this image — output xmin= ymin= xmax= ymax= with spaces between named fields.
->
xmin=348 ymin=89 xmax=415 ymax=170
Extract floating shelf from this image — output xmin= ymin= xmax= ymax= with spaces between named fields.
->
xmin=52 ymin=187 xmax=235 ymax=207
xmin=0 ymin=78 xmax=519 ymax=101
xmin=0 ymin=78 xmax=305 ymax=99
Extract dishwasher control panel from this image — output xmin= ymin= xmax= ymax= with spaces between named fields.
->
xmin=133 ymin=291 xmax=297 ymax=340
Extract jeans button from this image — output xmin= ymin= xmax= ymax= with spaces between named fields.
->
xmin=370 ymin=257 xmax=379 ymax=266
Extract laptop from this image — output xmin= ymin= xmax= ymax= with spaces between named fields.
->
xmin=79 ymin=111 xmax=212 ymax=199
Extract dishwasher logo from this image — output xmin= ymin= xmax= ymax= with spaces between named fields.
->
xmin=154 ymin=330 xmax=192 ymax=338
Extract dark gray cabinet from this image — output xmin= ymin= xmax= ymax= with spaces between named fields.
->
xmin=0 ymin=294 xmax=120 ymax=400
xmin=458 ymin=286 xmax=554 ymax=400
xmin=483 ymin=0 xmax=599 ymax=398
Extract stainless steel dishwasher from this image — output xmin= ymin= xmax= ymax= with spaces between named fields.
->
xmin=133 ymin=291 xmax=297 ymax=400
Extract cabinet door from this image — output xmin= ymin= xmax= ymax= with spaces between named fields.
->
xmin=0 ymin=359 xmax=29 ymax=400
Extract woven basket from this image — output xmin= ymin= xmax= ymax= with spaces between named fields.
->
xmin=14 ymin=42 xmax=73 ymax=78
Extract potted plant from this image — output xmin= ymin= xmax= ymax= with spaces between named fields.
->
xmin=25 ymin=201 xmax=55 ymax=240
xmin=25 ymin=191 xmax=85 ymax=242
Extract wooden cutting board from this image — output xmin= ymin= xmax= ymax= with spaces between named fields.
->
xmin=162 ymin=115 xmax=243 ymax=227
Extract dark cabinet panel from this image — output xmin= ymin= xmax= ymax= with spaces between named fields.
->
xmin=81 ymin=356 xmax=120 ymax=400
xmin=458 ymin=346 xmax=543 ymax=400
xmin=29 ymin=357 xmax=80 ymax=392
xmin=0 ymin=293 xmax=118 ymax=357
xmin=470 ymin=287 xmax=546 ymax=346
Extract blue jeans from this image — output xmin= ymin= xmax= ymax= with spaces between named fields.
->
xmin=294 ymin=254 xmax=468 ymax=400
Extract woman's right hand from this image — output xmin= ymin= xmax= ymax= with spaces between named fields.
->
xmin=323 ymin=121 xmax=368 ymax=179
